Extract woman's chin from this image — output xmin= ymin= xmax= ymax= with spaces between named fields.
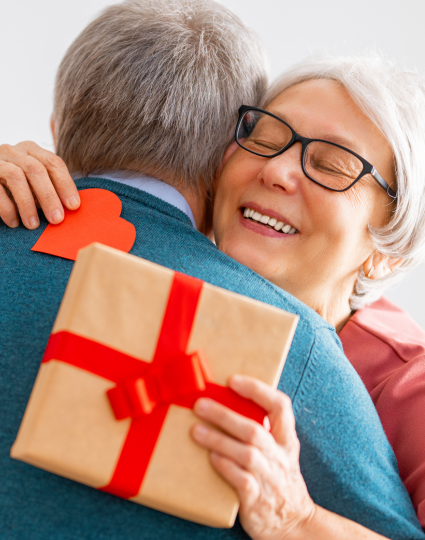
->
xmin=218 ymin=238 xmax=281 ymax=281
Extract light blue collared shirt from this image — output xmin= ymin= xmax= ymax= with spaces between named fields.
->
xmin=73 ymin=171 xmax=197 ymax=229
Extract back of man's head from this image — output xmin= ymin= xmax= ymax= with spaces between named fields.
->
xmin=53 ymin=0 xmax=269 ymax=194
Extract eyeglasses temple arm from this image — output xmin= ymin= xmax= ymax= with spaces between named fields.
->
xmin=371 ymin=167 xmax=397 ymax=199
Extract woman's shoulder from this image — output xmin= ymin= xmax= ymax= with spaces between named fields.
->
xmin=341 ymin=298 xmax=425 ymax=528
xmin=341 ymin=296 xmax=425 ymax=365
xmin=339 ymin=296 xmax=425 ymax=401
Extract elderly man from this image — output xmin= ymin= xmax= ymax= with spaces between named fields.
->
xmin=0 ymin=1 xmax=423 ymax=540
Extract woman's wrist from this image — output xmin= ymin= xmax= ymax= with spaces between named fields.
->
xmin=287 ymin=503 xmax=388 ymax=540
xmin=282 ymin=503 xmax=318 ymax=540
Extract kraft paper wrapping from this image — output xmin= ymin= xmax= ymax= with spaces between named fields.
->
xmin=11 ymin=243 xmax=298 ymax=528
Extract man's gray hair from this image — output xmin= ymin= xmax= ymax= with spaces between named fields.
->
xmin=54 ymin=0 xmax=269 ymax=193
xmin=265 ymin=54 xmax=425 ymax=310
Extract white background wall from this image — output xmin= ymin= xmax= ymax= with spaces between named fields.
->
xmin=1 ymin=0 xmax=424 ymax=327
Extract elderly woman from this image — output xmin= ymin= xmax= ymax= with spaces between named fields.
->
xmin=211 ymin=54 xmax=425 ymax=530
xmin=2 ymin=54 xmax=425 ymax=539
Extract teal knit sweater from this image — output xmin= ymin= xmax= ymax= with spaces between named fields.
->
xmin=0 ymin=178 xmax=423 ymax=540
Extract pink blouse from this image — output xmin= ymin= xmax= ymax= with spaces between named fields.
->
xmin=340 ymin=297 xmax=425 ymax=527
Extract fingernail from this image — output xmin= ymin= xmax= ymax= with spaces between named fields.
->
xmin=51 ymin=209 xmax=63 ymax=223
xmin=29 ymin=217 xmax=39 ymax=229
xmin=11 ymin=219 xmax=19 ymax=228
xmin=193 ymin=425 xmax=208 ymax=439
xmin=68 ymin=196 xmax=80 ymax=209
xmin=230 ymin=375 xmax=242 ymax=387
xmin=195 ymin=399 xmax=210 ymax=413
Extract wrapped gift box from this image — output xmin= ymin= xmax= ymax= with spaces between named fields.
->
xmin=11 ymin=243 xmax=298 ymax=528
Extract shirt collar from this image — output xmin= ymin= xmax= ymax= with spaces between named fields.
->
xmin=72 ymin=171 xmax=197 ymax=229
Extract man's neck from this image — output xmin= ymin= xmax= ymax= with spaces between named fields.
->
xmin=178 ymin=185 xmax=209 ymax=235
xmin=121 ymin=168 xmax=208 ymax=233
xmin=74 ymin=171 xmax=207 ymax=231
xmin=149 ymin=169 xmax=209 ymax=233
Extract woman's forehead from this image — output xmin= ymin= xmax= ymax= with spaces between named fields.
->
xmin=267 ymin=80 xmax=362 ymax=133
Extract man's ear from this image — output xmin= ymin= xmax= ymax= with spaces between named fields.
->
xmin=363 ymin=252 xmax=404 ymax=280
xmin=50 ymin=115 xmax=56 ymax=149
xmin=214 ymin=141 xmax=239 ymax=191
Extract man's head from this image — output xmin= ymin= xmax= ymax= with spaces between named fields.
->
xmin=53 ymin=0 xmax=269 ymax=200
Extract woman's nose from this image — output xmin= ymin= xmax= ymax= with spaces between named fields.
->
xmin=258 ymin=142 xmax=304 ymax=194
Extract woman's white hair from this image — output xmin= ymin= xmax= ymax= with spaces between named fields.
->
xmin=264 ymin=54 xmax=425 ymax=310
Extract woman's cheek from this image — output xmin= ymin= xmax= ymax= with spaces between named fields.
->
xmin=213 ymin=197 xmax=235 ymax=249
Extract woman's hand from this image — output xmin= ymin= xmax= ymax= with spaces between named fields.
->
xmin=0 ymin=141 xmax=80 ymax=229
xmin=191 ymin=375 xmax=316 ymax=540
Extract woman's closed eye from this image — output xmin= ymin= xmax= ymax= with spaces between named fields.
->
xmin=309 ymin=156 xmax=358 ymax=179
xmin=245 ymin=137 xmax=282 ymax=152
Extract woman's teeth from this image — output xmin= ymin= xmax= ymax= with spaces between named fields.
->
xmin=243 ymin=208 xmax=298 ymax=234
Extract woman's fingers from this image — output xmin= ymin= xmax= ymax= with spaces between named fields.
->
xmin=229 ymin=375 xmax=298 ymax=448
xmin=0 ymin=183 xmax=19 ymax=227
xmin=193 ymin=381 xmax=314 ymax=540
xmin=193 ymin=398 xmax=273 ymax=451
xmin=228 ymin=374 xmax=289 ymax=415
xmin=14 ymin=142 xmax=80 ymax=211
xmin=209 ymin=452 xmax=260 ymax=507
xmin=191 ymin=422 xmax=269 ymax=475
xmin=0 ymin=145 xmax=64 ymax=226
xmin=0 ymin=160 xmax=40 ymax=229
xmin=0 ymin=143 xmax=80 ymax=228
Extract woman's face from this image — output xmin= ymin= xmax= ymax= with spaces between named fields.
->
xmin=213 ymin=79 xmax=395 ymax=316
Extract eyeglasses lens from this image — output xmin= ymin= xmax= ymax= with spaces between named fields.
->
xmin=304 ymin=141 xmax=363 ymax=191
xmin=237 ymin=110 xmax=364 ymax=191
xmin=237 ymin=110 xmax=292 ymax=156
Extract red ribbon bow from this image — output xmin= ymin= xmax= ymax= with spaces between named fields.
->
xmin=42 ymin=272 xmax=266 ymax=500
xmin=107 ymin=350 xmax=214 ymax=418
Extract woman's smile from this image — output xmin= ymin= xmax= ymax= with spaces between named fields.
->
xmin=239 ymin=202 xmax=299 ymax=239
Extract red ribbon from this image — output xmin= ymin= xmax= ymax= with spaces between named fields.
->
xmin=42 ymin=272 xmax=266 ymax=500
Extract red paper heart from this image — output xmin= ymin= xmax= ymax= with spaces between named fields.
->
xmin=31 ymin=189 xmax=136 ymax=261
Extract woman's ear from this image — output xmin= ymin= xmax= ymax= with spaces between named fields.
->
xmin=50 ymin=115 xmax=56 ymax=149
xmin=363 ymin=252 xmax=404 ymax=280
xmin=221 ymin=141 xmax=239 ymax=168
xmin=214 ymin=141 xmax=239 ymax=191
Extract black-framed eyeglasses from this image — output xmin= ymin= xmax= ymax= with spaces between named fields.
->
xmin=235 ymin=105 xmax=397 ymax=199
